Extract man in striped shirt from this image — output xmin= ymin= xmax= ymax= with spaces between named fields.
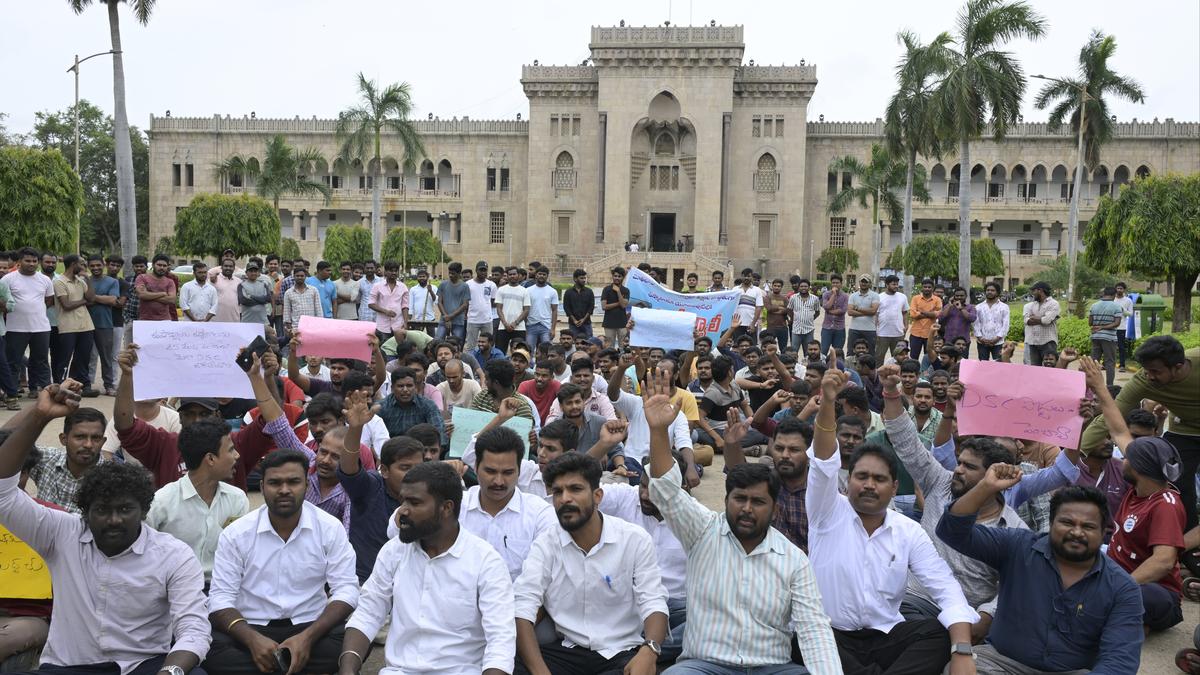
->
xmin=643 ymin=370 xmax=841 ymax=675
xmin=282 ymin=267 xmax=322 ymax=334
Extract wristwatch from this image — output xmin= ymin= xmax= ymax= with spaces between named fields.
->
xmin=642 ymin=639 xmax=662 ymax=656
xmin=159 ymin=666 xmax=185 ymax=675
xmin=950 ymin=642 xmax=975 ymax=658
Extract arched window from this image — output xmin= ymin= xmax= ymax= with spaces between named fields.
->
xmin=556 ymin=151 xmax=574 ymax=169
xmin=755 ymin=153 xmax=778 ymax=193
xmin=553 ymin=151 xmax=576 ymax=190
xmin=654 ymin=133 xmax=676 ymax=156
xmin=757 ymin=153 xmax=776 ymax=172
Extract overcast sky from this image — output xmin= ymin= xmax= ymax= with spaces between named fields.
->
xmin=2 ymin=0 xmax=1196 ymax=134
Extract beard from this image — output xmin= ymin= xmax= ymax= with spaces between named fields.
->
xmin=727 ymin=511 xmax=769 ymax=542
xmin=774 ymin=459 xmax=804 ymax=481
xmin=950 ymin=475 xmax=968 ymax=498
xmin=397 ymin=510 xmax=443 ymax=544
xmin=556 ymin=502 xmax=595 ymax=532
xmin=1050 ymin=534 xmax=1096 ymax=563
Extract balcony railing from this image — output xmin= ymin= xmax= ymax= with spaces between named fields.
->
xmin=938 ymin=195 xmax=1096 ymax=207
xmin=224 ymin=182 xmax=461 ymax=201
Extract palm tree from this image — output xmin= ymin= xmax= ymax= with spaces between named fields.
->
xmin=828 ymin=143 xmax=931 ymax=276
xmin=336 ymin=73 xmax=426 ymax=260
xmin=69 ymin=0 xmax=152 ymax=270
xmin=932 ymin=0 xmax=1047 ymax=288
xmin=214 ymin=134 xmax=331 ymax=213
xmin=1033 ymin=30 xmax=1145 ymax=170
xmin=885 ymin=30 xmax=954 ymax=290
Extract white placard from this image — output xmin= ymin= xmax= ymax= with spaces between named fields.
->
xmin=131 ymin=321 xmax=264 ymax=400
xmin=629 ymin=306 xmax=698 ymax=351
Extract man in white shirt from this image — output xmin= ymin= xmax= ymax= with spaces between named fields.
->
xmin=874 ymin=274 xmax=909 ymax=365
xmin=525 ymin=267 xmax=559 ymax=350
xmin=1 ymin=247 xmax=55 ymax=393
xmin=972 ymin=281 xmax=1010 ymax=361
xmin=179 ymin=262 xmax=218 ymax=322
xmin=407 ymin=269 xmax=439 ymax=335
xmin=806 ymin=366 xmax=977 ymax=675
xmin=206 ymin=449 xmax=359 ymax=675
xmin=732 ymin=268 xmax=765 ymax=344
xmin=495 ymin=266 xmax=531 ymax=354
xmin=339 ymin=461 xmax=516 ymax=675
xmin=146 ymin=417 xmax=249 ymax=583
xmin=466 ymin=261 xmax=499 ymax=347
xmin=1113 ymin=281 xmax=1135 ymax=371
xmin=513 ymin=453 xmax=669 ymax=675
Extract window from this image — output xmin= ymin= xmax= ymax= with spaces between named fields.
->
xmin=487 ymin=168 xmax=496 ymax=191
xmin=231 ymin=172 xmax=244 ymax=188
xmin=1022 ymin=223 xmax=1032 ymax=233
xmin=1100 ymin=183 xmax=1110 ymax=196
xmin=1018 ymin=239 xmax=1034 ymax=255
xmin=948 ymin=181 xmax=960 ymax=198
xmin=331 ymin=175 xmax=343 ymax=189
xmin=387 ymin=176 xmax=401 ymax=190
xmin=556 ymin=214 xmax=571 ymax=244
xmin=489 ymin=212 xmax=506 ymax=244
xmin=185 ymin=164 xmax=194 ymax=187
xmin=829 ymin=217 xmax=847 ymax=248
xmin=755 ymin=153 xmax=778 ymax=192
xmin=550 ymin=117 xmax=559 ymax=136
xmin=987 ymin=183 xmax=1003 ymax=198
xmin=554 ymin=152 xmax=575 ymax=190
xmin=572 ymin=116 xmax=581 ymax=136
xmin=827 ymin=171 xmax=837 ymax=197
xmin=752 ymin=118 xmax=761 ymax=137
xmin=1060 ymin=183 xmax=1074 ymax=200
xmin=393 ymin=214 xmax=402 ymax=222
xmin=648 ymin=165 xmax=678 ymax=191
xmin=757 ymin=218 xmax=773 ymax=248
xmin=775 ymin=116 xmax=784 ymax=137
xmin=654 ymin=133 xmax=675 ymax=156
xmin=359 ymin=176 xmax=374 ymax=189
xmin=763 ymin=118 xmax=774 ymax=137
xmin=841 ymin=172 xmax=852 ymax=191
xmin=328 ymin=213 xmax=336 ymax=221
xmin=500 ymin=168 xmax=510 ymax=191
xmin=172 ymin=163 xmax=181 ymax=187
xmin=947 ymin=222 xmax=957 ymax=232
xmin=752 ymin=115 xmax=784 ymax=137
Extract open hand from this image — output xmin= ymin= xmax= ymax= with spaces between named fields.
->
xmin=723 ymin=408 xmax=750 ymax=447
xmin=1078 ymin=356 xmax=1106 ymax=393
xmin=641 ymin=368 xmax=681 ymax=430
xmin=343 ymin=389 xmax=379 ymax=428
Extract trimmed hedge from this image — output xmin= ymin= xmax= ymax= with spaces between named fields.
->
xmin=1006 ymin=307 xmax=1200 ymax=360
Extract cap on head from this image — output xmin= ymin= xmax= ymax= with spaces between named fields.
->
xmin=179 ymin=397 xmax=220 ymax=411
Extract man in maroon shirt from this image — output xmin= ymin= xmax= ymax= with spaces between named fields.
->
xmin=517 ymin=360 xmax=561 ymax=423
xmin=134 ymin=254 xmax=178 ymax=322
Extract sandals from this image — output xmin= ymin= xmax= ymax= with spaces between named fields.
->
xmin=1176 ymin=648 xmax=1200 ymax=674
xmin=1183 ymin=576 xmax=1200 ymax=603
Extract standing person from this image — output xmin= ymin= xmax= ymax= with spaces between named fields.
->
xmin=732 ymin=269 xmax=765 ymax=344
xmin=333 ymin=262 xmax=361 ymax=321
xmin=938 ymin=287 xmax=977 ymax=358
xmin=282 ymin=267 xmax=323 ymax=334
xmin=525 ymin=267 xmax=558 ymax=350
xmin=494 ymin=267 xmax=531 ymax=354
xmin=787 ymin=277 xmax=821 ymax=354
xmin=179 ymin=262 xmax=218 ymax=322
xmin=1022 ymin=282 xmax=1060 ymax=367
xmin=466 ymin=261 xmax=498 ymax=346
xmin=135 ymin=254 xmax=178 ymax=323
xmin=846 ymin=274 xmax=879 ymax=357
xmin=40 ymin=253 xmax=63 ymax=383
xmin=1 ymin=248 xmax=53 ymax=400
xmin=820 ymin=274 xmax=848 ymax=353
xmin=682 ymin=272 xmax=700 ymax=293
xmin=601 ymin=266 xmax=631 ymax=347
xmin=209 ymin=258 xmax=242 ymax=323
xmin=973 ymin=282 xmax=1009 ymax=361
xmin=236 ymin=263 xmax=272 ymax=325
xmin=562 ymin=269 xmax=595 ymax=339
xmin=1114 ymin=281 xmax=1134 ymax=372
xmin=52 ymin=254 xmax=96 ymax=393
xmin=707 ymin=270 xmax=726 ymax=292
xmin=264 ymin=254 xmax=283 ymax=336
xmin=436 ymin=262 xmax=470 ymax=340
xmin=0 ymin=268 xmax=17 ymax=409
xmin=308 ymin=261 xmax=335 ymax=319
xmin=763 ymin=278 xmax=789 ymax=348
xmin=83 ymin=255 xmax=121 ymax=397
xmin=368 ymin=261 xmax=410 ymax=344
xmin=356 ymin=260 xmax=381 ymax=325
xmin=874 ymin=274 xmax=909 ymax=365
xmin=1087 ymin=287 xmax=1123 ymax=387
xmin=103 ymin=255 xmax=129 ymax=382
xmin=407 ymin=269 xmax=438 ymax=335
xmin=908 ymin=279 xmax=942 ymax=363
xmin=121 ymin=255 xmax=148 ymax=339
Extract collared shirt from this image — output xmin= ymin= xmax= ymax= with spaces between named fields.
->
xmin=377 ymin=394 xmax=447 ymax=443
xmin=820 ymin=289 xmax=847 ymax=330
xmin=358 ymin=276 xmax=382 ymax=323
xmin=788 ymin=293 xmax=821 ymax=335
xmin=338 ymin=467 xmax=402 ymax=582
xmin=312 ymin=276 xmax=337 ymax=318
xmin=54 ymin=275 xmax=94 ymax=334
xmin=409 ymin=282 xmax=438 ymax=322
xmin=210 ymin=272 xmax=242 ymax=323
xmin=546 ymin=387 xmax=617 ymax=423
xmin=974 ymin=299 xmax=1010 ymax=342
xmin=806 ymin=444 xmax=977 ymax=633
xmin=1088 ymin=299 xmax=1123 ymax=342
xmin=936 ymin=508 xmax=1144 ymax=673
xmin=648 ymin=464 xmax=840 ymax=672
xmin=909 ymin=294 xmax=942 ymax=339
xmin=562 ymin=285 xmax=595 ymax=324
xmin=179 ymin=280 xmax=218 ymax=321
xmin=598 ymin=482 xmax=688 ymax=601
xmin=28 ymin=446 xmax=104 ymax=514
xmin=513 ymin=514 xmax=668 ymax=659
xmin=1074 ymin=457 xmax=1127 ymax=537
xmin=347 ymin=528 xmax=515 ymax=675
xmin=938 ymin=301 xmax=977 ymax=343
xmin=1022 ymin=297 xmax=1061 ymax=346
xmin=773 ymin=480 xmax=810 ymax=553
xmin=146 ymin=474 xmax=249 ymax=577
xmin=371 ymin=280 xmax=411 ymax=332
xmin=0 ymin=474 xmax=210 ymax=673
xmin=612 ymin=390 xmax=692 ymax=460
xmin=283 ymin=284 xmax=322 ymax=328
xmin=264 ymin=417 xmax=378 ymax=531
xmin=460 ymin=485 xmax=557 ymax=580
xmin=333 ymin=278 xmax=361 ymax=320
xmin=122 ymin=273 xmax=140 ymax=324
xmin=847 ymin=290 xmax=880 ymax=331
xmin=209 ymin=503 xmax=359 ymax=625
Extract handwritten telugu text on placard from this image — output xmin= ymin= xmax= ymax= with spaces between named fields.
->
xmin=957 ymin=360 xmax=1086 ymax=446
xmin=0 ymin=524 xmax=52 ymax=599
xmin=132 ymin=321 xmax=264 ymax=400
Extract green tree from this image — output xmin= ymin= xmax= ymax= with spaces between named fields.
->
xmin=153 ymin=235 xmax=175 ymax=256
xmin=932 ymin=0 xmax=1047 ymax=288
xmin=337 ymin=73 xmax=426 ymax=260
xmin=214 ymin=134 xmax=330 ymax=216
xmin=1033 ymin=31 xmax=1146 ymax=170
xmin=828 ymin=143 xmax=929 ymax=274
xmin=31 ymin=100 xmax=149 ymax=255
xmin=894 ymin=234 xmax=958 ymax=282
xmin=0 ymin=146 xmax=84 ymax=252
xmin=1085 ymin=174 xmax=1200 ymax=332
xmin=175 ymin=193 xmax=280 ymax=259
xmin=0 ymin=113 xmax=23 ymax=146
xmin=68 ymin=0 xmax=153 ymax=267
xmin=322 ymin=225 xmax=373 ymax=264
xmin=279 ymin=237 xmax=302 ymax=261
xmin=971 ymin=238 xmax=1005 ymax=280
xmin=815 ymin=247 xmax=860 ymax=276
xmin=381 ymin=228 xmax=445 ymax=270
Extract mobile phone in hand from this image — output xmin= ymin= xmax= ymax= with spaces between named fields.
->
xmin=235 ymin=335 xmax=270 ymax=371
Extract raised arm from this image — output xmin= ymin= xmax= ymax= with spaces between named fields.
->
xmin=0 ymin=382 xmax=81 ymax=478
xmin=285 ymin=335 xmax=313 ymax=393
xmin=812 ymin=351 xmax=844 ymax=462
xmin=1079 ymin=356 xmax=1134 ymax=451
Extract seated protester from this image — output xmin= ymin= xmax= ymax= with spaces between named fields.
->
xmin=845 ymin=338 xmax=870 ymax=373
xmin=517 ymin=359 xmax=561 ymax=423
xmin=471 ymin=359 xmax=540 ymax=431
xmin=436 ymin=358 xmax=482 ymax=414
xmin=641 ymin=371 xmax=841 ymax=674
xmin=339 ymin=371 xmax=390 ymax=458
xmin=928 ymin=369 xmax=952 ymax=412
xmin=806 ymin=366 xmax=978 ymax=675
xmin=935 ymin=345 xmax=963 ymax=380
xmin=405 ymin=423 xmax=444 ymax=462
xmin=725 ymin=414 xmax=816 ymax=553
xmin=302 ymin=390 xmax=378 ymax=470
xmin=206 ymin=449 xmax=359 ymax=675
xmin=686 ymin=354 xmax=714 ymax=395
xmin=339 ymin=462 xmax=516 ymax=675
xmin=470 ymin=332 xmax=506 ymax=367
xmin=101 ymin=396 xmax=180 ymax=463
xmin=26 ymin=406 xmax=107 ymax=513
xmin=376 ymin=366 xmax=447 ymax=443
xmin=513 ymin=453 xmax=669 ymax=675
xmin=0 ymin=386 xmax=210 ymax=675
xmin=546 ymin=358 xmax=617 ymax=422
xmin=858 ymin=380 xmax=944 ymax=520
xmin=511 ymin=348 xmax=535 ymax=387
xmin=426 ymin=341 xmax=476 ymax=385
xmin=606 ymin=355 xmax=700 ymax=486
xmin=401 ymin=352 xmax=444 ymax=410
xmin=1079 ymin=356 xmax=1186 ymax=632
xmin=854 ymin=354 xmax=884 ymax=413
xmin=1074 ymin=407 xmax=1159 ymax=529
xmin=0 ymin=443 xmax=56 ymax=666
xmin=546 ymin=343 xmax=573 ymax=384
xmin=550 ymin=384 xmax=631 ymax=477
xmin=146 ymin=418 xmax=249 ymax=583
xmin=898 ymin=358 xmax=921 ymax=398
xmin=736 ymin=356 xmax=782 ymax=412
xmin=595 ymin=348 xmax=637 ymax=395
xmin=696 ymin=355 xmax=769 ymax=454
xmin=287 ymin=333 xmax=386 ymax=397
xmin=937 ymin=478 xmax=1144 ymax=674
xmin=460 ymin=417 xmax=576 ymax=500
xmin=733 ymin=345 xmax=763 ymax=380
xmin=835 ymin=386 xmax=885 ymax=436
xmin=919 ymin=337 xmax=945 ymax=378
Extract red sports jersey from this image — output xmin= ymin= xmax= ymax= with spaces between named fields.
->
xmin=1108 ymin=487 xmax=1186 ymax=596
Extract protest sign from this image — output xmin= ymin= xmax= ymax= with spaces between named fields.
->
xmin=449 ymin=407 xmax=532 ymax=459
xmin=630 ymin=306 xmax=698 ymax=351
xmin=0 ymin=524 xmax=51 ymax=599
xmin=625 ymin=268 xmax=739 ymax=338
xmin=294 ymin=316 xmax=376 ymax=362
xmin=132 ymin=321 xmax=263 ymax=400
xmin=957 ymin=360 xmax=1086 ymax=446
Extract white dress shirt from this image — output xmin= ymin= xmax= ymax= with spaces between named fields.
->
xmin=973 ymin=299 xmax=1011 ymax=342
xmin=460 ymin=484 xmax=557 ymax=580
xmin=805 ymin=445 xmax=977 ymax=632
xmin=209 ymin=502 xmax=359 ymax=624
xmin=146 ymin=474 xmax=249 ymax=578
xmin=346 ymin=527 xmax=515 ymax=675
xmin=409 ymin=282 xmax=439 ymax=322
xmin=598 ymin=482 xmax=688 ymax=602
xmin=362 ymin=414 xmax=391 ymax=455
xmin=612 ymin=390 xmax=692 ymax=459
xmin=179 ymin=279 xmax=219 ymax=321
xmin=513 ymin=514 xmax=669 ymax=659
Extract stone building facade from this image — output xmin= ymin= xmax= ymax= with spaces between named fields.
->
xmin=148 ymin=23 xmax=1200 ymax=287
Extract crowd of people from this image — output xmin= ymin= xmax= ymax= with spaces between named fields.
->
xmin=0 ymin=248 xmax=1198 ymax=675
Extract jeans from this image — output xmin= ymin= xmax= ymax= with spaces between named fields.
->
xmin=962 ymin=644 xmax=1089 ymax=675
xmin=819 ymin=326 xmax=844 ymax=352
xmin=846 ymin=328 xmax=876 ymax=357
xmin=976 ymin=342 xmax=1004 ymax=361
xmin=52 ymin=330 xmax=95 ymax=386
xmin=494 ymin=328 xmax=525 ymax=354
xmin=465 ymin=322 xmax=491 ymax=347
xmin=666 ymin=662 xmax=808 ymax=675
xmin=568 ymin=321 xmax=593 ymax=338
xmin=0 ymin=334 xmax=18 ymax=397
xmin=1116 ymin=329 xmax=1128 ymax=368
xmin=762 ymin=326 xmax=789 ymax=350
xmin=909 ymin=335 xmax=928 ymax=363
xmin=1090 ymin=339 xmax=1119 ymax=387
xmin=6 ymin=331 xmax=51 ymax=391
xmin=791 ymin=330 xmax=814 ymax=353
xmin=87 ymin=327 xmax=116 ymax=390
xmin=526 ymin=322 xmax=552 ymax=350
xmin=1167 ymin=431 xmax=1200 ymax=531
xmin=1027 ymin=341 xmax=1057 ymax=367
xmin=1140 ymin=583 xmax=1183 ymax=632
xmin=660 ymin=597 xmax=687 ymax=665
xmin=436 ymin=321 xmax=466 ymax=341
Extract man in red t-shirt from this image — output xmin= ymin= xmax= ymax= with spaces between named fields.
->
xmin=133 ymin=254 xmax=178 ymax=321
xmin=518 ymin=360 xmax=561 ymax=424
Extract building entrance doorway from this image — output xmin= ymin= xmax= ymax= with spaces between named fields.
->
xmin=650 ymin=213 xmax=676 ymax=252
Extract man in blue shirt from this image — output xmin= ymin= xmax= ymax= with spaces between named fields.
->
xmin=312 ymin=261 xmax=337 ymax=318
xmin=937 ymin=468 xmax=1144 ymax=674
xmin=470 ymin=332 xmax=506 ymax=366
xmin=85 ymin=254 xmax=122 ymax=396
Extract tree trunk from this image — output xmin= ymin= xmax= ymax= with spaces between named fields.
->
xmin=107 ymin=1 xmax=138 ymax=272
xmin=1172 ymin=269 xmax=1197 ymax=333
xmin=372 ymin=165 xmax=383 ymax=261
xmin=902 ymin=149 xmax=916 ymax=291
xmin=957 ymin=135 xmax=972 ymax=289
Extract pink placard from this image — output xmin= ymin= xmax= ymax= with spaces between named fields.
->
xmin=294 ymin=316 xmax=375 ymax=362
xmin=956 ymin=360 xmax=1087 ymax=447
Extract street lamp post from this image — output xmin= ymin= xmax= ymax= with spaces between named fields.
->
xmin=66 ymin=50 xmax=117 ymax=255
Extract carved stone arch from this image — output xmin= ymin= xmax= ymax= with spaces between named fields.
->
xmin=1135 ymin=164 xmax=1151 ymax=179
xmin=554 ymin=149 xmax=576 ymax=169
xmin=648 ymin=90 xmax=682 ymax=123
xmin=989 ymin=163 xmax=1007 ymax=182
xmin=1010 ymin=164 xmax=1028 ymax=183
xmin=752 ymin=146 xmax=783 ymax=173
xmin=930 ymin=163 xmax=947 ymax=181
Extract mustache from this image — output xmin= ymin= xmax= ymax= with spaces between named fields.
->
xmin=557 ymin=506 xmax=580 ymax=516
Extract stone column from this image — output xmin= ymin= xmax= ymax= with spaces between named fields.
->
xmin=291 ymin=213 xmax=301 ymax=240
xmin=361 ymin=212 xmax=370 ymax=228
xmin=1040 ymin=221 xmax=1051 ymax=253
xmin=979 ymin=221 xmax=991 ymax=239
xmin=450 ymin=215 xmax=460 ymax=244
xmin=309 ymin=213 xmax=320 ymax=242
xmin=881 ymin=223 xmax=891 ymax=251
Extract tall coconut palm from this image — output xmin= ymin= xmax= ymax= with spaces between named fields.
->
xmin=1034 ymin=30 xmax=1145 ymax=170
xmin=885 ymin=30 xmax=954 ymax=289
xmin=336 ymin=73 xmax=426 ymax=260
xmin=828 ymin=143 xmax=932 ymax=276
xmin=214 ymin=134 xmax=331 ymax=213
xmin=933 ymin=0 xmax=1047 ymax=288
xmin=69 ymin=0 xmax=152 ymax=270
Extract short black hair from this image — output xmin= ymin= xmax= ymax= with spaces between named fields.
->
xmin=556 ymin=382 xmax=585 ymax=405
xmin=77 ymin=462 xmax=155 ymax=516
xmin=305 ymin=392 xmax=344 ymax=421
xmin=1125 ymin=407 xmax=1157 ymax=430
xmin=789 ymin=380 xmax=811 ymax=396
xmin=1049 ymin=485 xmax=1109 ymax=529
xmin=806 ymin=362 xmax=828 ymax=377
xmin=131 ymin=254 xmax=148 ymax=265
xmin=884 ymin=274 xmax=899 ymax=284
xmin=177 ymin=417 xmax=231 ymax=470
xmin=984 ymin=281 xmax=1002 ymax=293
xmin=475 ymin=426 xmax=525 ymax=462
xmin=406 ymin=423 xmax=441 ymax=449
xmin=260 ymin=448 xmax=310 ymax=475
xmin=483 ymin=359 xmax=515 ymax=390
xmin=900 ymin=359 xmax=921 ymax=374
xmin=341 ymin=371 xmax=375 ymax=393
xmin=710 ymin=355 xmax=734 ymax=382
xmin=913 ymin=380 xmax=934 ymax=393
xmin=539 ymin=419 xmax=579 ymax=451
xmin=956 ymin=436 xmax=1016 ymax=468
xmin=836 ymin=414 xmax=868 ymax=435
xmin=856 ymin=354 xmax=876 ymax=370
xmin=571 ymin=358 xmax=594 ymax=375
xmin=929 ymin=369 xmax=951 ymax=383
xmin=152 ymin=253 xmax=170 ymax=264
xmin=835 ymin=387 xmax=869 ymax=411
xmin=847 ymin=443 xmax=899 ymax=480
xmin=725 ymin=462 xmax=780 ymax=502
xmin=543 ymin=452 xmax=603 ymax=490
xmin=403 ymin=461 xmax=463 ymax=517
xmin=381 ymin=436 xmax=424 ymax=466
xmin=390 ymin=366 xmax=418 ymax=386
xmin=63 ymin=407 xmax=107 ymax=434
xmin=1134 ymin=335 xmax=1186 ymax=368
xmin=773 ymin=416 xmax=813 ymax=444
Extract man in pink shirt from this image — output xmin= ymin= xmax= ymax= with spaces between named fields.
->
xmin=367 ymin=261 xmax=410 ymax=343
xmin=208 ymin=258 xmax=242 ymax=323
